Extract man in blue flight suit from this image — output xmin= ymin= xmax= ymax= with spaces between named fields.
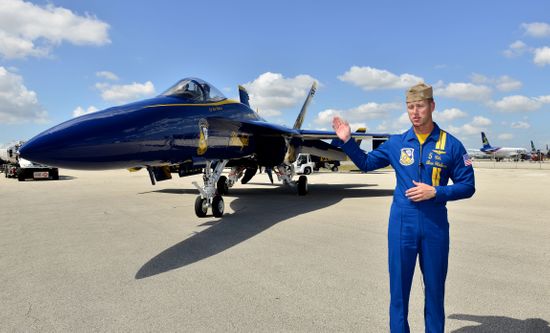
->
xmin=332 ymin=83 xmax=475 ymax=333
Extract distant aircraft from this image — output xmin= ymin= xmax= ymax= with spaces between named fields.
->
xmin=466 ymin=148 xmax=490 ymax=160
xmin=530 ymin=140 xmax=544 ymax=161
xmin=480 ymin=132 xmax=528 ymax=161
xmin=20 ymin=77 xmax=389 ymax=217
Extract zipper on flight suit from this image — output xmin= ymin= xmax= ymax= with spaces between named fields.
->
xmin=418 ymin=142 xmax=423 ymax=182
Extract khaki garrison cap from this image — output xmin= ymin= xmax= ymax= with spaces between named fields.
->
xmin=406 ymin=83 xmax=433 ymax=103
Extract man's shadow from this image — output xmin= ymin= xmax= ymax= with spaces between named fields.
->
xmin=135 ymin=182 xmax=393 ymax=279
xmin=449 ymin=314 xmax=550 ymax=332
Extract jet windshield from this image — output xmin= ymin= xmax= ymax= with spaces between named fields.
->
xmin=161 ymin=78 xmax=226 ymax=102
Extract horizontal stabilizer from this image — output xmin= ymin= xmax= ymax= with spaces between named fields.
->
xmin=299 ymin=129 xmax=389 ymax=140
xmin=300 ymin=139 xmax=347 ymax=161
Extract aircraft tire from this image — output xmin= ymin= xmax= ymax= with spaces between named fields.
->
xmin=331 ymin=166 xmax=339 ymax=172
xmin=304 ymin=167 xmax=312 ymax=175
xmin=17 ymin=169 xmax=25 ymax=181
xmin=212 ymin=195 xmax=224 ymax=217
xmin=217 ymin=176 xmax=229 ymax=195
xmin=298 ymin=176 xmax=308 ymax=196
xmin=194 ymin=196 xmax=208 ymax=218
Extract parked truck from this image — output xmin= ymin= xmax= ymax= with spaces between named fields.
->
xmin=293 ymin=153 xmax=340 ymax=175
xmin=1 ymin=141 xmax=59 ymax=181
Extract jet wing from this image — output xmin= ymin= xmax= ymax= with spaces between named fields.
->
xmin=208 ymin=117 xmax=300 ymax=136
xmin=208 ymin=117 xmax=389 ymax=162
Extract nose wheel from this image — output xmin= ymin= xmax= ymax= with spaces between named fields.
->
xmin=194 ymin=196 xmax=208 ymax=217
xmin=192 ymin=160 xmax=228 ymax=218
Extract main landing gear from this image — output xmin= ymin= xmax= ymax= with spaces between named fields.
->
xmin=274 ymin=165 xmax=308 ymax=196
xmin=192 ymin=160 xmax=228 ymax=218
xmin=192 ymin=161 xmax=309 ymax=218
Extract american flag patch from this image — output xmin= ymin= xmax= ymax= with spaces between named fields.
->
xmin=463 ymin=153 xmax=472 ymax=166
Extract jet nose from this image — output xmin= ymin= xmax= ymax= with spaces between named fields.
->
xmin=19 ymin=107 xmax=147 ymax=170
xmin=19 ymin=132 xmax=64 ymax=167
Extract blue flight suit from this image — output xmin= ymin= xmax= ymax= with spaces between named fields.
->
xmin=341 ymin=123 xmax=475 ymax=333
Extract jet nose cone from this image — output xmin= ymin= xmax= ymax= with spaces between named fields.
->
xmin=18 ymin=134 xmax=60 ymax=167
xmin=17 ymin=141 xmax=32 ymax=160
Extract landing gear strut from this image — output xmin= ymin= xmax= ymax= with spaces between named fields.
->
xmin=192 ymin=160 xmax=228 ymax=217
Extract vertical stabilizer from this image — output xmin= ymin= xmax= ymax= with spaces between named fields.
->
xmin=531 ymin=140 xmax=536 ymax=152
xmin=239 ymin=85 xmax=250 ymax=107
xmin=293 ymin=81 xmax=317 ymax=129
xmin=481 ymin=132 xmax=492 ymax=149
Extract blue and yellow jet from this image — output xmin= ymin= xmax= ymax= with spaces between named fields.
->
xmin=20 ymin=77 xmax=388 ymax=217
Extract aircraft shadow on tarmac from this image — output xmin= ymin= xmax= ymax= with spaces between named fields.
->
xmin=449 ymin=314 xmax=550 ymax=333
xmin=135 ymin=183 xmax=393 ymax=279
xmin=58 ymin=175 xmax=77 ymax=181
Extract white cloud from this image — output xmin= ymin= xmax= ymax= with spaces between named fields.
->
xmin=496 ymin=76 xmax=522 ymax=92
xmin=376 ymin=121 xmax=388 ymax=131
xmin=521 ymin=22 xmax=550 ymax=38
xmin=472 ymin=116 xmax=492 ymax=127
xmin=511 ymin=121 xmax=530 ymax=129
xmin=397 ymin=112 xmax=411 ymax=126
xmin=242 ymin=72 xmax=318 ymax=117
xmin=96 ymin=71 xmax=118 ymax=81
xmin=503 ymin=40 xmax=528 ymax=58
xmin=470 ymin=74 xmax=522 ymax=92
xmin=470 ymin=73 xmax=490 ymax=84
xmin=434 ymin=82 xmax=492 ymax=102
xmin=533 ymin=47 xmax=550 ymax=66
xmin=498 ymin=133 xmax=514 ymax=141
xmin=448 ymin=116 xmax=492 ymax=136
xmin=433 ymin=108 xmax=468 ymax=122
xmin=338 ymin=66 xmax=423 ymax=90
xmin=73 ymin=105 xmax=98 ymax=118
xmin=96 ymin=81 xmax=156 ymax=104
xmin=0 ymin=0 xmax=110 ymax=59
xmin=489 ymin=95 xmax=543 ymax=112
xmin=314 ymin=102 xmax=400 ymax=128
xmin=0 ymin=66 xmax=47 ymax=123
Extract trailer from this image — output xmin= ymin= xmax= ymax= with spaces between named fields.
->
xmin=1 ymin=141 xmax=59 ymax=181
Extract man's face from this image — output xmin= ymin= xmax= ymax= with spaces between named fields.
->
xmin=407 ymin=99 xmax=435 ymax=128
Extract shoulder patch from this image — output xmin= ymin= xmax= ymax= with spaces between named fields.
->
xmin=399 ymin=148 xmax=415 ymax=166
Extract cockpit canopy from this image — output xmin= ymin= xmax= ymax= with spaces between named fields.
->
xmin=160 ymin=77 xmax=226 ymax=102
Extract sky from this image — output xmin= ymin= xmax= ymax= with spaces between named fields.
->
xmin=1 ymin=0 xmax=550 ymax=150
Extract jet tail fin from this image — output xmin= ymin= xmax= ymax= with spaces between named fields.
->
xmin=531 ymin=140 xmax=536 ymax=152
xmin=481 ymin=132 xmax=492 ymax=149
xmin=293 ymin=81 xmax=317 ymax=129
xmin=239 ymin=85 xmax=250 ymax=107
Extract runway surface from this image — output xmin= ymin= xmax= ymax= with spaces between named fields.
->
xmin=1 ymin=167 xmax=549 ymax=332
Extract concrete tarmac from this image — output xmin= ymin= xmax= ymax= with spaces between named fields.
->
xmin=1 ymin=167 xmax=549 ymax=332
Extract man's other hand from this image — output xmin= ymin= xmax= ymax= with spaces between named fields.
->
xmin=405 ymin=180 xmax=436 ymax=202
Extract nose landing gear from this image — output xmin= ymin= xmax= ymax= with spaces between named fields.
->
xmin=193 ymin=160 xmax=228 ymax=217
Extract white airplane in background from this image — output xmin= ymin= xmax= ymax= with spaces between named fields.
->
xmin=467 ymin=148 xmax=491 ymax=160
xmin=480 ymin=132 xmax=528 ymax=161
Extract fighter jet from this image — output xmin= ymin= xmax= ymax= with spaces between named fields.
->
xmin=20 ymin=77 xmax=388 ymax=217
